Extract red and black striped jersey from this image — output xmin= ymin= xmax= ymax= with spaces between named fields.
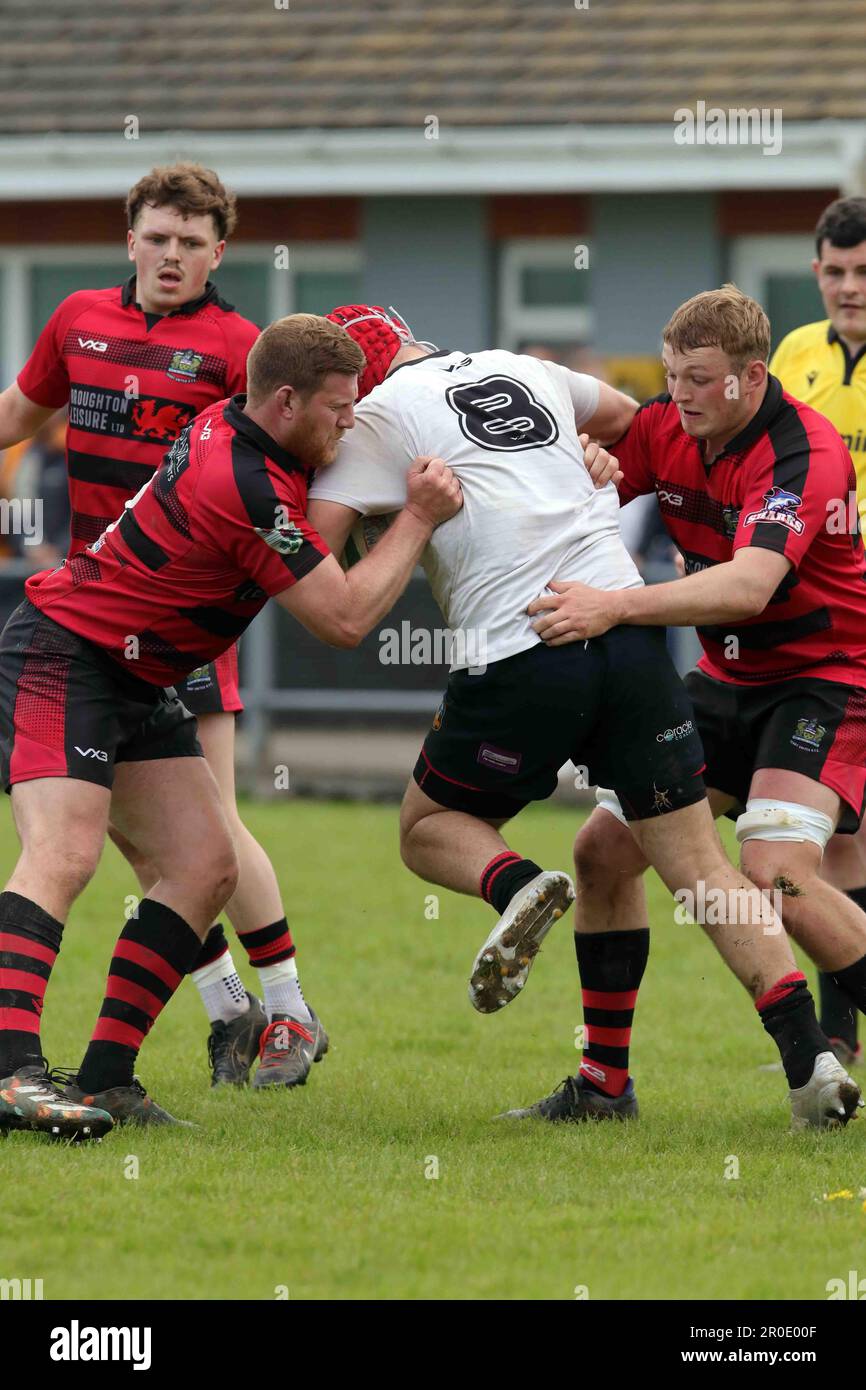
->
xmin=17 ymin=276 xmax=259 ymax=556
xmin=616 ymin=375 xmax=866 ymax=686
xmin=25 ymin=396 xmax=329 ymax=685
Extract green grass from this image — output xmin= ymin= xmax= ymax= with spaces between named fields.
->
xmin=0 ymin=797 xmax=862 ymax=1301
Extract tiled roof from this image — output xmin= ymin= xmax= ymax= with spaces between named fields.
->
xmin=0 ymin=0 xmax=862 ymax=134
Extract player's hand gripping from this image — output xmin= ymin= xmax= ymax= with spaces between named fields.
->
xmin=405 ymin=455 xmax=463 ymax=528
xmin=580 ymin=433 xmax=623 ymax=489
xmin=528 ymin=578 xmax=621 ymax=643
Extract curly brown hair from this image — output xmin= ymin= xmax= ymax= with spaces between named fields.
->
xmin=126 ymin=162 xmax=237 ymax=240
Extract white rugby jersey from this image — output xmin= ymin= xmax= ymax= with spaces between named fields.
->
xmin=309 ymin=349 xmax=643 ymax=670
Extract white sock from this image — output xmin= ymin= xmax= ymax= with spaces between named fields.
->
xmin=191 ymin=950 xmax=249 ymax=1025
xmin=258 ymin=958 xmax=312 ymax=1023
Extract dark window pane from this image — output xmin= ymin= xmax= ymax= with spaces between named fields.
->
xmin=295 ymin=270 xmax=362 ymax=315
xmin=765 ymin=274 xmax=825 ymax=350
xmin=30 ymin=262 xmax=127 ymax=349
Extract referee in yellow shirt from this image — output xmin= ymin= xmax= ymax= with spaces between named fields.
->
xmin=771 ymin=196 xmax=866 ymax=1065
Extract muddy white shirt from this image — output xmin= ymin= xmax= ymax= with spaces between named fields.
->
xmin=309 ymin=349 xmax=642 ymax=670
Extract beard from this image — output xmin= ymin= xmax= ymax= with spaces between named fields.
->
xmin=287 ymin=418 xmax=336 ymax=471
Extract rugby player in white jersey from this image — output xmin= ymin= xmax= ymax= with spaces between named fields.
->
xmin=305 ymin=305 xmax=860 ymax=1129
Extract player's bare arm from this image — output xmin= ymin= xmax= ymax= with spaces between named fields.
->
xmin=529 ymin=546 xmax=792 ymax=644
xmin=306 ymin=497 xmax=362 ymax=558
xmin=278 ymin=456 xmax=462 ymax=647
xmin=0 ymin=382 xmax=57 ymax=451
xmin=578 ymin=380 xmax=638 ymax=445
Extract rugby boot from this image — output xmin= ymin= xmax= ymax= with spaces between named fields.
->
xmin=60 ymin=1073 xmax=194 ymax=1127
xmin=496 ymin=1072 xmax=639 ymax=1122
xmin=788 ymin=1050 xmax=863 ymax=1130
xmin=207 ymin=991 xmax=267 ymax=1086
xmin=0 ymin=1061 xmax=113 ymax=1141
xmin=252 ymin=1008 xmax=329 ymax=1089
xmin=469 ymin=870 xmax=574 ymax=1013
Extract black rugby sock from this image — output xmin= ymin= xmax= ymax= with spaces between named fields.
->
xmin=757 ymin=972 xmax=827 ymax=1089
xmin=575 ymin=929 xmax=649 ymax=1098
xmin=0 ymin=891 xmax=63 ymax=1075
xmin=480 ymin=853 xmax=542 ymax=915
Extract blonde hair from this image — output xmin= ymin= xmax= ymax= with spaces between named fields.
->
xmin=663 ymin=284 xmax=771 ymax=369
xmin=246 ymin=314 xmax=366 ymax=404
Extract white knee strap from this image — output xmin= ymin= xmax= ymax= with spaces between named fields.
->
xmin=595 ymin=786 xmax=628 ymax=827
xmin=734 ymin=798 xmax=834 ymax=851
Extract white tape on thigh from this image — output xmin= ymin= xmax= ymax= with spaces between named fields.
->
xmin=734 ymin=798 xmax=834 ymax=850
xmin=595 ymin=786 xmax=628 ymax=827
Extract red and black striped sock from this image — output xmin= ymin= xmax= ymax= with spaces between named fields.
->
xmin=188 ymin=921 xmax=231 ymax=974
xmin=757 ymin=971 xmax=827 ymax=1088
xmin=818 ymin=885 xmax=866 ymax=1047
xmin=576 ymin=929 xmax=649 ymax=1098
xmin=480 ymin=852 xmax=542 ymax=915
xmin=236 ymin=916 xmax=296 ymax=968
xmin=0 ymin=891 xmax=63 ymax=1075
xmin=78 ymin=899 xmax=202 ymax=1093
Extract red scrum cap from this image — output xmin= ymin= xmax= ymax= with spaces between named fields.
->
xmin=326 ymin=304 xmax=435 ymax=400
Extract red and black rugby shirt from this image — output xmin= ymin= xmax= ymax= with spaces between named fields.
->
xmin=25 ymin=396 xmax=329 ymax=685
xmin=17 ymin=276 xmax=259 ymax=555
xmin=616 ymin=375 xmax=866 ymax=686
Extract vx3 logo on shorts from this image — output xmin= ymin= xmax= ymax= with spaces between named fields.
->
xmin=74 ymin=746 xmax=109 ymax=762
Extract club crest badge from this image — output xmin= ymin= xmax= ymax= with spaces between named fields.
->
xmin=167 ymin=349 xmax=204 ymax=383
xmin=792 ymin=717 xmax=826 ymax=750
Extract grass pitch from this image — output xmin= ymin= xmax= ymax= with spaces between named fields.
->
xmin=0 ymin=796 xmax=863 ymax=1301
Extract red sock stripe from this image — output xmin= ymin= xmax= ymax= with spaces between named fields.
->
xmin=91 ymin=1016 xmax=145 ymax=1049
xmin=113 ymin=938 xmax=182 ymax=991
xmin=0 ymin=968 xmax=49 ymax=995
xmin=245 ymin=935 xmax=294 ymax=965
xmin=480 ymin=851 xmax=520 ymax=902
xmin=104 ymin=975 xmax=165 ymax=1019
xmin=582 ymin=988 xmax=639 ymax=1011
xmin=585 ymin=1024 xmax=633 ymax=1049
xmin=0 ymin=932 xmax=57 ymax=966
xmin=0 ymin=1007 xmax=42 ymax=1033
xmin=754 ymin=970 xmax=806 ymax=1013
xmin=580 ymin=1060 xmax=630 ymax=1094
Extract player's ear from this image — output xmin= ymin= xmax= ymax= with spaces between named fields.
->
xmin=744 ymin=358 xmax=767 ymax=395
xmin=274 ymin=384 xmax=297 ymax=418
xmin=210 ymin=240 xmax=226 ymax=271
xmin=126 ymin=228 xmax=136 ymax=262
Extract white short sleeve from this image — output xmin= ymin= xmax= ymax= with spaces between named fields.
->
xmin=540 ymin=362 xmax=600 ymax=429
xmin=308 ymin=398 xmax=414 ymax=516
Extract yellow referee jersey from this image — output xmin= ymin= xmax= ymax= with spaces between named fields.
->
xmin=770 ymin=319 xmax=866 ymax=515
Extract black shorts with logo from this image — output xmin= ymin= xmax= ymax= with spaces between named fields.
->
xmin=0 ymin=599 xmax=202 ymax=792
xmin=684 ymin=668 xmax=866 ymax=833
xmin=176 ymin=644 xmax=243 ymax=717
xmin=414 ymin=626 xmax=707 ymax=821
